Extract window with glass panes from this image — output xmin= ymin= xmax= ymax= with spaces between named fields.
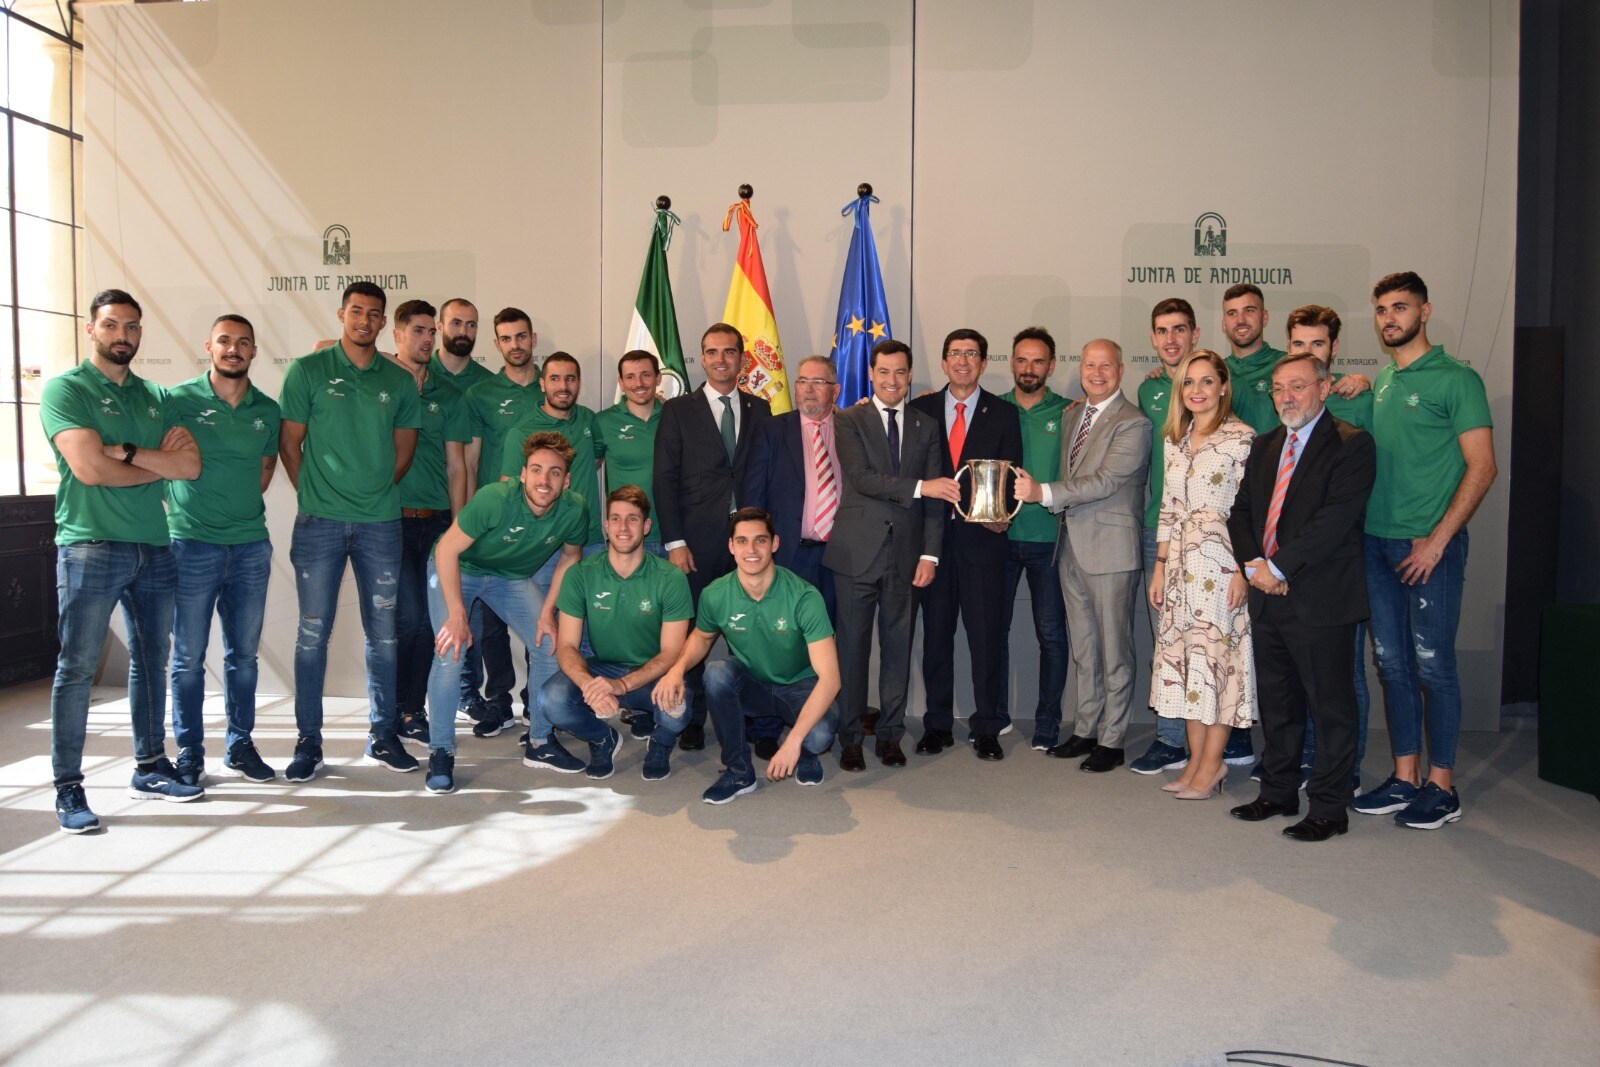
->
xmin=2 ymin=1 xmax=82 ymax=499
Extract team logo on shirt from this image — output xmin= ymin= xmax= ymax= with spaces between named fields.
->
xmin=592 ymin=591 xmax=613 ymax=611
xmin=100 ymin=396 xmax=115 ymax=411
xmin=1405 ymin=393 xmax=1421 ymax=409
xmin=427 ymin=401 xmax=440 ymax=415
xmin=147 ymin=405 xmax=160 ymax=420
xmin=1044 ymin=420 xmax=1058 ymax=434
xmin=638 ymin=599 xmax=653 ymax=614
xmin=195 ymin=408 xmax=218 ymax=426
xmin=501 ymin=524 xmax=525 ymax=543
xmin=377 ymin=390 xmax=392 ymax=405
xmin=617 ymin=424 xmax=635 ymax=440
xmin=773 ymin=617 xmax=789 ymax=633
xmin=1254 ymin=380 xmax=1271 ymax=394
xmin=498 ymin=399 xmax=516 ymax=416
xmin=727 ymin=612 xmax=748 ymax=632
xmin=251 ymin=418 xmax=267 ymax=433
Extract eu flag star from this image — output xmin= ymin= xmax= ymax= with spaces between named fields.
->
xmin=868 ymin=321 xmax=887 ymax=341
xmin=845 ymin=315 xmax=866 ymax=336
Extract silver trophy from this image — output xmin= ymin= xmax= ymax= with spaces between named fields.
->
xmin=954 ymin=458 xmax=1024 ymax=524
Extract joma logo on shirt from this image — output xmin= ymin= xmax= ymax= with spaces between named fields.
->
xmin=593 ymin=591 xmax=613 ymax=611
xmin=728 ymin=612 xmax=748 ymax=632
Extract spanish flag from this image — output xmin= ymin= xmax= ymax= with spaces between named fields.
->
xmin=721 ymin=194 xmax=790 ymax=414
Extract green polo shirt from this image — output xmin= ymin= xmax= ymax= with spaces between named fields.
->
xmin=594 ymin=400 xmax=663 ymax=544
xmin=556 ymin=550 xmax=692 ymax=667
xmin=695 ymin=565 xmax=833 ymax=686
xmin=1325 ymin=372 xmax=1374 ymax=432
xmin=1002 ymin=388 xmax=1073 ymax=544
xmin=1366 ymin=346 xmax=1492 ymax=540
xmin=1226 ymin=344 xmax=1287 ymax=434
xmin=498 ymin=403 xmax=604 ymax=546
xmin=398 ymin=367 xmax=473 ymax=511
xmin=466 ymin=369 xmax=544 ymax=489
xmin=164 ymin=373 xmax=281 ymax=544
xmin=446 ymin=480 xmax=586 ymax=579
xmin=40 ymin=361 xmax=175 ymax=547
xmin=430 ymin=352 xmax=494 ymax=391
xmin=1138 ymin=370 xmax=1175 ymax=529
xmin=279 ymin=343 xmax=422 ymax=522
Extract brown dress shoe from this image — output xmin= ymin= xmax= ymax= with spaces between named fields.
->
xmin=838 ymin=743 xmax=866 ymax=772
xmin=875 ymin=738 xmax=907 ymax=767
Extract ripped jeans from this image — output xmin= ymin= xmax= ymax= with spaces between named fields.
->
xmin=289 ymin=514 xmax=402 ymax=743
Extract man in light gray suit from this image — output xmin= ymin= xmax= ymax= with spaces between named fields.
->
xmin=1014 ymin=338 xmax=1151 ymax=772
xmin=825 ymin=339 xmax=958 ymax=771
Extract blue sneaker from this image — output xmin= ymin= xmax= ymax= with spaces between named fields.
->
xmin=1394 ymin=782 xmax=1462 ymax=830
xmin=795 ymin=752 xmax=824 ymax=786
xmin=523 ymin=735 xmax=585 ymax=774
xmin=174 ymin=747 xmax=205 ymax=788
xmin=129 ymin=757 xmax=205 ymax=802
xmin=425 ymin=749 xmax=456 ymax=794
xmin=702 ymin=770 xmax=758 ymax=805
xmin=630 ymin=714 xmax=656 ymax=741
xmin=641 ymin=740 xmax=673 ymax=781
xmin=472 ymin=705 xmax=517 ymax=738
xmin=222 ymin=739 xmax=276 ymax=783
xmin=365 ymin=733 xmax=420 ymax=772
xmin=1129 ymin=738 xmax=1189 ymax=775
xmin=1221 ymin=730 xmax=1255 ymax=766
xmin=284 ymin=737 xmax=324 ymax=783
xmin=1249 ymin=762 xmax=1264 ymax=783
xmin=1352 ymin=775 xmax=1421 ymax=815
xmin=585 ymin=727 xmax=623 ymax=780
xmin=55 ymin=783 xmax=100 ymax=834
xmin=1029 ymin=730 xmax=1059 ymax=752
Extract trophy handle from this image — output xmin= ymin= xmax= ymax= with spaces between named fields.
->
xmin=952 ymin=462 xmax=971 ymax=522
xmin=1003 ymin=461 xmax=1024 ymax=522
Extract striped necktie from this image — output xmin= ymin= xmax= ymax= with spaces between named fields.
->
xmin=1070 ymin=404 xmax=1096 ymax=469
xmin=810 ymin=421 xmax=837 ymax=540
xmin=1262 ymin=431 xmax=1299 ymax=558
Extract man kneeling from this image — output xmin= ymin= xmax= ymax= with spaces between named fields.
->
xmin=653 ymin=508 xmax=841 ymax=804
xmin=543 ymin=486 xmax=694 ymax=780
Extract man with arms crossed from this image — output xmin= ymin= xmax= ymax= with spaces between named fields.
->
xmin=653 ymin=508 xmax=842 ymax=804
xmin=42 ymin=288 xmax=203 ymax=831
xmin=165 ymin=314 xmax=281 ymax=785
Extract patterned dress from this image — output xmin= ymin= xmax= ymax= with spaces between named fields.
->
xmin=1151 ymin=417 xmax=1257 ymax=727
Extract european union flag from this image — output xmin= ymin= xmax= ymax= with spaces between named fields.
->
xmin=831 ymin=192 xmax=891 ymax=408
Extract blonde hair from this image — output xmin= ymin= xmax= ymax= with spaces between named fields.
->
xmin=1163 ymin=350 xmax=1233 ymax=445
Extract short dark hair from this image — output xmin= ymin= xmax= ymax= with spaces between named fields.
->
xmin=494 ymin=306 xmax=532 ymax=330
xmin=617 ymin=349 xmax=659 ymax=376
xmin=607 ymin=484 xmax=652 ymax=521
xmin=542 ymin=351 xmax=580 ymax=376
xmin=521 ymin=430 xmax=574 ymax=468
xmin=869 ymin=338 xmax=912 ymax=368
xmin=1285 ymin=304 xmax=1342 ymax=343
xmin=1150 ymin=297 xmax=1196 ymax=330
xmin=1011 ymin=326 xmax=1056 ymax=360
xmin=211 ymin=313 xmax=254 ymax=335
xmin=701 ymin=322 xmax=742 ymax=349
xmin=439 ymin=297 xmax=477 ymax=319
xmin=1222 ymin=283 xmax=1263 ymax=305
xmin=90 ymin=288 xmax=142 ymax=320
xmin=728 ymin=506 xmax=775 ymax=538
xmin=942 ymin=328 xmax=988 ymax=360
xmin=1373 ymin=271 xmax=1428 ymax=303
xmin=393 ymin=299 xmax=436 ymax=327
xmin=341 ymin=281 xmax=387 ymax=310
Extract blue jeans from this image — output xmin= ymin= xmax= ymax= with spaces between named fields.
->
xmin=426 ymin=561 xmax=557 ymax=753
xmin=542 ymin=660 xmax=688 ymax=748
xmin=1142 ymin=525 xmax=1187 ymax=750
xmin=169 ymin=538 xmax=272 ymax=757
xmin=704 ymin=658 xmax=838 ymax=780
xmin=51 ymin=541 xmax=176 ymax=786
xmin=398 ymin=513 xmax=452 ymax=721
xmin=1365 ymin=531 xmax=1468 ymax=769
xmin=997 ymin=538 xmax=1069 ymax=739
xmin=1302 ymin=621 xmax=1371 ymax=771
xmin=289 ymin=515 xmax=402 ymax=742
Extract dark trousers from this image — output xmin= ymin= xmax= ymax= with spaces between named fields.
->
xmin=918 ymin=554 xmax=1007 ymax=738
xmin=1253 ymin=596 xmax=1360 ymax=821
xmin=830 ymin=539 xmax=916 ymax=746
xmin=685 ymin=547 xmax=730 ymax=735
xmin=397 ymin=512 xmax=452 ymax=721
xmin=787 ymin=540 xmax=838 ymax=621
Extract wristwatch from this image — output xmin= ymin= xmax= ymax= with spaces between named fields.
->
xmin=121 ymin=442 xmax=137 ymax=464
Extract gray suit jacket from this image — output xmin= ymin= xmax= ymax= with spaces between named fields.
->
xmin=1043 ymin=392 xmax=1151 ymax=575
xmin=823 ymin=401 xmax=945 ymax=582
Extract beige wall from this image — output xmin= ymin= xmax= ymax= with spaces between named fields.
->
xmin=83 ymin=0 xmax=1517 ymax=730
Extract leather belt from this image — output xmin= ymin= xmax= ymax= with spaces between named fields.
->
xmin=402 ymin=508 xmax=442 ymax=519
xmin=800 ymin=538 xmax=827 ymax=548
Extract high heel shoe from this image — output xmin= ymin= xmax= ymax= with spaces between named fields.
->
xmin=1160 ymin=777 xmax=1187 ymax=793
xmin=1174 ymin=764 xmax=1228 ymax=801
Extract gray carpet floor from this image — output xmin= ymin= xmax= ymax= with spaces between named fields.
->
xmin=0 ymin=681 xmax=1595 ymax=1067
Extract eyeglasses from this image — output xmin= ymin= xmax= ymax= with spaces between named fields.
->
xmin=794 ymin=377 xmax=837 ymax=387
xmin=946 ymin=349 xmax=982 ymax=360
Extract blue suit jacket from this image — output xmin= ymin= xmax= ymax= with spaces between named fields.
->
xmin=741 ymin=411 xmax=809 ymax=569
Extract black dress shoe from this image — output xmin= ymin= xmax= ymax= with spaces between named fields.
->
xmin=838 ymin=743 xmax=866 ymax=772
xmin=752 ymin=736 xmax=781 ymax=761
xmin=1230 ymin=797 xmax=1300 ymax=822
xmin=974 ymin=735 xmax=1004 ymax=761
xmin=875 ymin=738 xmax=907 ymax=767
xmin=1079 ymin=745 xmax=1124 ymax=772
xmin=1046 ymin=734 xmax=1096 ymax=760
xmin=677 ymin=724 xmax=706 ymax=751
xmin=915 ymin=730 xmax=955 ymax=755
xmin=1283 ymin=816 xmax=1349 ymax=842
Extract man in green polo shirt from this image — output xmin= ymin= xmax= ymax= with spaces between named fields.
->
xmin=388 ymin=299 xmax=472 ymax=744
xmin=999 ymin=326 xmax=1075 ymax=752
xmin=594 ymin=349 xmax=664 ymax=553
xmin=543 ymin=485 xmax=694 ymax=781
xmin=423 ymin=431 xmax=586 ymax=792
xmin=278 ymin=281 xmax=423 ymax=783
xmin=652 ymin=508 xmax=841 ymax=805
xmin=166 ymin=313 xmax=281 ymax=787
xmin=41 ymin=288 xmax=204 ymax=833
xmin=1352 ymin=272 xmax=1496 ymax=831
xmin=498 ymin=351 xmax=604 ymax=547
xmin=431 ymin=297 xmax=494 ymax=391
xmin=1219 ymin=283 xmax=1286 ymax=436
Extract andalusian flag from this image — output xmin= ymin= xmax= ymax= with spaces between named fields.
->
xmin=831 ymin=190 xmax=891 ymax=408
xmin=625 ymin=202 xmax=688 ymax=398
xmin=721 ymin=195 xmax=791 ymax=414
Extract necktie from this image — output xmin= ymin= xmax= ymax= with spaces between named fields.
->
xmin=949 ymin=401 xmax=967 ymax=469
xmin=1262 ymin=431 xmax=1298 ymax=558
xmin=810 ymin=421 xmax=838 ymax=540
xmin=886 ymin=406 xmax=901 ymax=477
xmin=1070 ymin=404 xmax=1096 ymax=470
xmin=718 ymin=394 xmax=736 ymax=462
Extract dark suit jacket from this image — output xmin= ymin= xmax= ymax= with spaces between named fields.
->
xmin=1228 ymin=411 xmax=1376 ymax=627
xmin=653 ymin=385 xmax=771 ymax=562
xmin=742 ymin=411 xmax=812 ymax=569
xmin=823 ymin=401 xmax=945 ymax=583
xmin=909 ymin=386 xmax=1024 ymax=566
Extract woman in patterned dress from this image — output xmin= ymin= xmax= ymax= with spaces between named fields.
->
xmin=1149 ymin=351 xmax=1257 ymax=800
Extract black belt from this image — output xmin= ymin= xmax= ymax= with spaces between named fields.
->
xmin=800 ymin=538 xmax=828 ymax=548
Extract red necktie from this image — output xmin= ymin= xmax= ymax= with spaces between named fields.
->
xmin=1262 ymin=432 xmax=1298 ymax=558
xmin=949 ymin=401 xmax=967 ymax=469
